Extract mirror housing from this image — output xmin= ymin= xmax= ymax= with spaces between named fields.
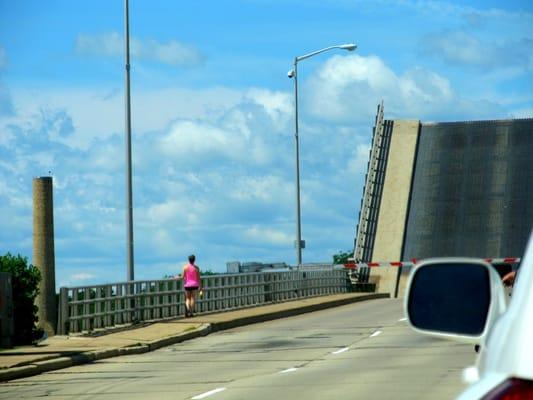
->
xmin=404 ymin=258 xmax=507 ymax=344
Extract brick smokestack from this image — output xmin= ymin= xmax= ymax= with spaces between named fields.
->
xmin=33 ymin=177 xmax=57 ymax=335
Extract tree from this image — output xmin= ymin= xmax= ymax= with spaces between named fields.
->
xmin=0 ymin=253 xmax=43 ymax=345
xmin=200 ymin=269 xmax=219 ymax=276
xmin=333 ymin=250 xmax=353 ymax=265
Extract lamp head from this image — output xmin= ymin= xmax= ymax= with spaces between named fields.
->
xmin=340 ymin=43 xmax=357 ymax=51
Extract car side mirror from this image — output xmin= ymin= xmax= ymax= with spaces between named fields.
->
xmin=404 ymin=258 xmax=507 ymax=344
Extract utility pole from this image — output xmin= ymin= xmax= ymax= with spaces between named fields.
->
xmin=124 ymin=0 xmax=134 ymax=281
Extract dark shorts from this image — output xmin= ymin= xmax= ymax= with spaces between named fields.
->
xmin=185 ymin=286 xmax=199 ymax=292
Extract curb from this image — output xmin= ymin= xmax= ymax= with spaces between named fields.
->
xmin=209 ymin=293 xmax=390 ymax=332
xmin=0 ymin=324 xmax=212 ymax=383
xmin=0 ymin=365 xmax=38 ymax=382
xmin=0 ymin=294 xmax=387 ymax=382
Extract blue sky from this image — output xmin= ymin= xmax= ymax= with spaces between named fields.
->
xmin=0 ymin=0 xmax=532 ymax=288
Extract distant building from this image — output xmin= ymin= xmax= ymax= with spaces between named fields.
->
xmin=354 ymin=104 xmax=533 ymax=262
xmin=226 ymin=261 xmax=340 ymax=273
xmin=226 ymin=261 xmax=290 ymax=274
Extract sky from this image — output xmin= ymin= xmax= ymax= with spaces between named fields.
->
xmin=0 ymin=0 xmax=532 ymax=288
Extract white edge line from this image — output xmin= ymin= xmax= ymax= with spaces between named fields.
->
xmin=332 ymin=347 xmax=350 ymax=355
xmin=399 ymin=317 xmax=407 ymax=322
xmin=191 ymin=387 xmax=227 ymax=399
xmin=370 ymin=330 xmax=382 ymax=338
xmin=280 ymin=367 xmax=298 ymax=374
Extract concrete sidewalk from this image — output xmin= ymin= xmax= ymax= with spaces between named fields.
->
xmin=0 ymin=292 xmax=388 ymax=382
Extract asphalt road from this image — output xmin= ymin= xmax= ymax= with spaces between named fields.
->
xmin=0 ymin=298 xmax=475 ymax=399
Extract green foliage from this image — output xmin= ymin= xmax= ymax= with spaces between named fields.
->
xmin=0 ymin=253 xmax=43 ymax=345
xmin=201 ymin=269 xmax=219 ymax=276
xmin=333 ymin=250 xmax=353 ymax=265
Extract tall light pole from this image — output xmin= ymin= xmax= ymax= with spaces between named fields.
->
xmin=124 ymin=0 xmax=134 ymax=281
xmin=287 ymin=43 xmax=357 ymax=268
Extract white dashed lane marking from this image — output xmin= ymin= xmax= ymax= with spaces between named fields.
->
xmin=399 ymin=317 xmax=407 ymax=322
xmin=370 ymin=330 xmax=382 ymax=338
xmin=332 ymin=347 xmax=350 ymax=355
xmin=191 ymin=387 xmax=227 ymax=399
xmin=280 ymin=367 xmax=298 ymax=374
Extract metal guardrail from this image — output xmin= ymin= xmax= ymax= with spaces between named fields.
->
xmin=57 ymin=270 xmax=348 ymax=335
xmin=354 ymin=101 xmax=392 ymax=262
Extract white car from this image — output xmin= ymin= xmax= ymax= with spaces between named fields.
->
xmin=404 ymin=231 xmax=533 ymax=399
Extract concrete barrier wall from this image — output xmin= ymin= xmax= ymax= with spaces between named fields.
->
xmin=367 ymin=266 xmax=412 ymax=299
xmin=372 ymin=120 xmax=420 ymax=261
xmin=368 ymin=267 xmax=400 ymax=297
xmin=395 ymin=271 xmax=411 ymax=299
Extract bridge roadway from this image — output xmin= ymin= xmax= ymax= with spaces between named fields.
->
xmin=0 ymin=298 xmax=474 ymax=399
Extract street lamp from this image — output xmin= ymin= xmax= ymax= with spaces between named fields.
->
xmin=287 ymin=43 xmax=357 ymax=268
xmin=124 ymin=0 xmax=134 ymax=281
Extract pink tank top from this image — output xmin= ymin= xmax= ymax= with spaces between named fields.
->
xmin=183 ymin=264 xmax=200 ymax=288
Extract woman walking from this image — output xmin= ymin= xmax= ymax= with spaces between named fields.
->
xmin=181 ymin=255 xmax=202 ymax=317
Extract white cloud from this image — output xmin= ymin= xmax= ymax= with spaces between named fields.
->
xmin=510 ymin=107 xmax=533 ymax=119
xmin=245 ymin=89 xmax=292 ymax=131
xmin=4 ymin=86 xmax=242 ymax=150
xmin=228 ymin=175 xmax=292 ymax=203
xmin=305 ymin=54 xmax=502 ymax=122
xmin=149 ymin=228 xmax=182 ymax=256
xmin=143 ymin=39 xmax=204 ymax=67
xmin=75 ymin=32 xmax=205 ymax=67
xmin=70 ymin=273 xmax=96 ymax=281
xmin=347 ymin=143 xmax=371 ymax=175
xmin=422 ymin=31 xmax=533 ymax=72
xmin=146 ymin=199 xmax=206 ymax=226
xmin=245 ymin=225 xmax=292 ymax=246
xmin=370 ymin=0 xmax=533 ymax=21
xmin=424 ymin=31 xmax=488 ymax=66
xmin=56 ymin=265 xmax=119 ymax=288
xmin=0 ymin=81 xmax=14 ymax=117
xmin=158 ymin=120 xmax=244 ymax=159
xmin=75 ymin=32 xmax=122 ymax=57
xmin=153 ymin=89 xmax=293 ymax=167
